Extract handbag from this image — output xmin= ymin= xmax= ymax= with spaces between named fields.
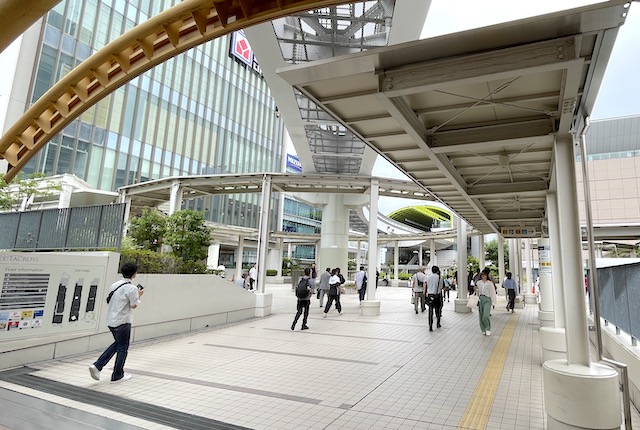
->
xmin=466 ymin=294 xmax=479 ymax=308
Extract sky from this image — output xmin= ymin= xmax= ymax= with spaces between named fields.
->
xmin=371 ymin=0 xmax=640 ymax=215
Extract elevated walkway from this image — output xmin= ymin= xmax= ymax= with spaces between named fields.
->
xmin=1 ymin=284 xmax=637 ymax=429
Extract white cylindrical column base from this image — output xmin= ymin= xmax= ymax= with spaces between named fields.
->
xmin=539 ymin=310 xmax=555 ymax=328
xmin=540 ymin=327 xmax=567 ymax=362
xmin=454 ymin=298 xmax=472 ymax=313
xmin=543 ymin=360 xmax=620 ymax=430
xmin=524 ymin=293 xmax=538 ymax=304
xmin=361 ymin=300 xmax=380 ymax=316
xmin=254 ymin=293 xmax=273 ymax=317
xmin=515 ymin=295 xmax=525 ymax=309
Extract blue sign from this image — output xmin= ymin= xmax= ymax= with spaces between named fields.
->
xmin=286 ymin=154 xmax=302 ymax=173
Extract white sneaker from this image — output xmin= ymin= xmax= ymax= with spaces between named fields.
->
xmin=323 ymin=313 xmax=327 ymax=318
xmin=89 ymin=365 xmax=100 ymax=381
xmin=111 ymin=373 xmax=132 ymax=383
xmin=486 ymin=331 xmax=491 ymax=336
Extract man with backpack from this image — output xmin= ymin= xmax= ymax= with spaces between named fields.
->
xmin=292 ymin=267 xmax=313 ymax=330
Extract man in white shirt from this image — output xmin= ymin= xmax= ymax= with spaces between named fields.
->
xmin=248 ymin=264 xmax=257 ymax=290
xmin=412 ymin=267 xmax=428 ymax=314
xmin=355 ymin=266 xmax=367 ymax=307
xmin=426 ymin=266 xmax=443 ymax=331
xmin=89 ymin=262 xmax=143 ymax=383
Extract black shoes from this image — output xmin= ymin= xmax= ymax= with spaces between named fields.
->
xmin=437 ymin=322 xmax=441 ymax=328
xmin=291 ymin=324 xmax=295 ymax=331
xmin=301 ymin=325 xmax=309 ymax=330
xmin=429 ymin=326 xmax=433 ymax=332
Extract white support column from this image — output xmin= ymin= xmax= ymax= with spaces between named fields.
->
xmin=455 ymin=217 xmax=470 ymax=313
xmin=430 ymin=239 xmax=436 ymax=267
xmin=207 ymin=243 xmax=221 ymax=270
xmin=393 ymin=241 xmax=399 ymax=287
xmin=255 ymin=174 xmax=273 ymax=317
xmin=418 ymin=244 xmax=423 ymax=267
xmin=58 ymin=182 xmax=73 ymax=209
xmin=236 ymin=236 xmax=245 ymax=281
xmin=277 ymin=238 xmax=284 ymax=276
xmin=478 ymin=234 xmax=485 ymax=270
xmin=524 ymin=238 xmax=537 ymax=304
xmin=540 ymin=194 xmax=567 ymax=361
xmin=357 ymin=240 xmax=362 ymax=266
xmin=363 ymin=178 xmax=380 ymax=316
xmin=287 ymin=243 xmax=292 ymax=259
xmin=543 ymin=137 xmax=620 ymax=430
xmin=168 ymin=180 xmax=183 ymax=215
xmin=537 ymin=238 xmax=554 ymax=328
xmin=498 ymin=235 xmax=505 ymax=288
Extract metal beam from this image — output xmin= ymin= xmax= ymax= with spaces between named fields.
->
xmin=468 ymin=181 xmax=548 ymax=198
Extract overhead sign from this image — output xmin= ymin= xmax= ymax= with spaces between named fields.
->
xmin=500 ymin=227 xmax=537 ymax=238
xmin=286 ymin=154 xmax=302 ymax=173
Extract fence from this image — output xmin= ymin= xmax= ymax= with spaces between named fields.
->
xmin=596 ymin=261 xmax=640 ymax=342
xmin=0 ymin=204 xmax=126 ymax=251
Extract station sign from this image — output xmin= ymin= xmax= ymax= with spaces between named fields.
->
xmin=500 ymin=227 xmax=537 ymax=238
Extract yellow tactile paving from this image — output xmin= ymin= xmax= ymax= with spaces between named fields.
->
xmin=457 ymin=314 xmax=520 ymax=430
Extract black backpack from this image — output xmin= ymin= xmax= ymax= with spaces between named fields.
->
xmin=295 ymin=277 xmax=309 ymax=298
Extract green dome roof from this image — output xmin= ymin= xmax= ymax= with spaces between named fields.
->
xmin=388 ymin=206 xmax=452 ymax=232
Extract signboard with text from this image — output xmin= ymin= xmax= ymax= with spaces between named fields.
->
xmin=500 ymin=227 xmax=537 ymax=238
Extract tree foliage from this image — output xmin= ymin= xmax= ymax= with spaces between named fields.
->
xmin=128 ymin=208 xmax=166 ymax=252
xmin=164 ymin=209 xmax=210 ymax=261
xmin=485 ymin=239 xmax=509 ymax=270
xmin=0 ymin=173 xmax=62 ymax=211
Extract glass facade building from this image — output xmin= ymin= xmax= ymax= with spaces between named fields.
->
xmin=19 ymin=0 xmax=285 ymax=230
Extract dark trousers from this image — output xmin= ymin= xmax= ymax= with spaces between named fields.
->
xmin=507 ymin=289 xmax=516 ymax=310
xmin=94 ymin=323 xmax=131 ymax=381
xmin=358 ymin=285 xmax=366 ymax=301
xmin=442 ymin=288 xmax=450 ymax=301
xmin=324 ymin=294 xmax=342 ymax=314
xmin=428 ymin=294 xmax=442 ymax=328
xmin=292 ymin=300 xmax=310 ymax=328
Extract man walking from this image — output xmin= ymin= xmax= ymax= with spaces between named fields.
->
xmin=292 ymin=267 xmax=313 ymax=330
xmin=355 ymin=266 xmax=367 ymax=307
xmin=503 ymin=272 xmax=519 ymax=313
xmin=248 ymin=264 xmax=257 ymax=290
xmin=426 ymin=266 xmax=443 ymax=331
xmin=89 ymin=262 xmax=143 ymax=383
xmin=317 ymin=267 xmax=331 ymax=307
xmin=412 ymin=267 xmax=427 ymax=314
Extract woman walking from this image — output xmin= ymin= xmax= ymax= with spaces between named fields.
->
xmin=474 ymin=270 xmax=497 ymax=336
xmin=323 ymin=268 xmax=343 ymax=317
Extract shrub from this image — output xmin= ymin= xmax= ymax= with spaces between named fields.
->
xmin=266 ymin=269 xmax=277 ymax=276
xmin=119 ymin=249 xmax=210 ymax=274
xmin=398 ymin=272 xmax=412 ymax=280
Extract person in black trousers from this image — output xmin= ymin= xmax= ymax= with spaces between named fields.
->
xmin=292 ymin=268 xmax=313 ymax=330
xmin=323 ymin=268 xmax=343 ymax=317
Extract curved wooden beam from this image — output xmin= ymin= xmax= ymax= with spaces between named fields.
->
xmin=0 ymin=0 xmax=62 ymax=54
xmin=0 ymin=0 xmax=345 ymax=181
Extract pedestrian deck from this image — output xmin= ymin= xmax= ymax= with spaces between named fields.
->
xmin=0 ymin=284 xmax=637 ymax=430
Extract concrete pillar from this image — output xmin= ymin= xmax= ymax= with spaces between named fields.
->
xmin=430 ymin=239 xmax=436 ymax=267
xmin=207 ymin=243 xmax=221 ymax=270
xmin=277 ymin=238 xmax=283 ymax=277
xmin=524 ymin=238 xmax=537 ymax=304
xmin=418 ymin=244 xmax=423 ymax=267
xmin=357 ymin=240 xmax=362 ymax=266
xmin=540 ymin=192 xmax=568 ymax=361
xmin=498 ymin=235 xmax=505 ymax=289
xmin=543 ymin=137 xmax=620 ymax=430
xmin=256 ymin=174 xmax=272 ymax=296
xmin=478 ymin=234 xmax=485 ymax=269
xmin=236 ymin=236 xmax=245 ymax=281
xmin=287 ymin=242 xmax=292 ymax=259
xmin=363 ymin=178 xmax=380 ymax=316
xmin=455 ymin=217 xmax=470 ymax=313
xmin=393 ymin=241 xmax=399 ymax=286
xmin=168 ymin=180 xmax=183 ymax=215
xmin=537 ymin=238 xmax=554 ymax=327
xmin=58 ymin=182 xmax=73 ymax=208
xmin=317 ymin=194 xmax=350 ymax=273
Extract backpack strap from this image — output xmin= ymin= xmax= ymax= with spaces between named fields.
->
xmin=106 ymin=280 xmax=131 ymax=304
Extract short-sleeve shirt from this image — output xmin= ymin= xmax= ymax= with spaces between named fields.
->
xmin=413 ymin=271 xmax=427 ymax=292
xmin=106 ymin=279 xmax=140 ymax=327
xmin=426 ymin=273 xmax=442 ymax=295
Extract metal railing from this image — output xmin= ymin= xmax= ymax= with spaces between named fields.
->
xmin=0 ymin=204 xmax=125 ymax=251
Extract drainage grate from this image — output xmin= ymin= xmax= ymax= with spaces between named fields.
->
xmin=0 ymin=367 xmax=252 ymax=430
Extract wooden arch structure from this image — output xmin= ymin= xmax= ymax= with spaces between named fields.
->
xmin=0 ymin=0 xmax=345 ymax=181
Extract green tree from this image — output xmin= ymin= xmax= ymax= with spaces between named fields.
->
xmin=485 ymin=239 xmax=509 ymax=270
xmin=0 ymin=173 xmax=62 ymax=211
xmin=127 ymin=208 xmax=166 ymax=252
xmin=164 ymin=209 xmax=210 ymax=261
xmin=467 ymin=255 xmax=479 ymax=276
